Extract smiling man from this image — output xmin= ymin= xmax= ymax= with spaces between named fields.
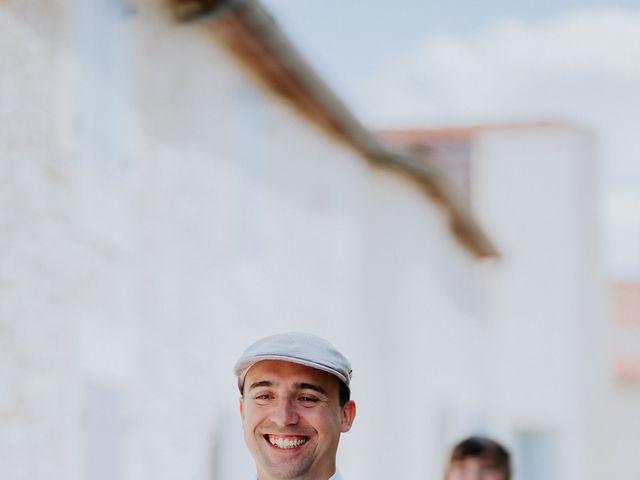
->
xmin=234 ymin=332 xmax=356 ymax=480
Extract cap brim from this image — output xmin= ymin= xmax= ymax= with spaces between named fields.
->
xmin=235 ymin=354 xmax=350 ymax=389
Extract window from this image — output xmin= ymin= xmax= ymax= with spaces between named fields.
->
xmin=231 ymin=79 xmax=267 ymax=256
xmin=73 ymin=0 xmax=132 ymax=184
xmin=515 ymin=430 xmax=557 ymax=480
xmin=213 ymin=409 xmax=254 ymax=480
xmin=83 ymin=382 xmax=126 ymax=480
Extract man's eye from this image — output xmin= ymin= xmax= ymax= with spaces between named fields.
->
xmin=255 ymin=394 xmax=273 ymax=400
xmin=298 ymin=396 xmax=319 ymax=404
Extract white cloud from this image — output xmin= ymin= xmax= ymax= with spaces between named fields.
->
xmin=361 ymin=7 xmax=640 ymax=277
xmin=363 ymin=7 xmax=640 ymax=126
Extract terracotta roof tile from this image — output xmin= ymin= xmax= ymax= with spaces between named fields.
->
xmin=612 ymin=282 xmax=640 ymax=327
xmin=612 ymin=282 xmax=640 ymax=383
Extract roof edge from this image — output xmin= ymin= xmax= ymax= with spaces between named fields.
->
xmin=173 ymin=0 xmax=499 ymax=259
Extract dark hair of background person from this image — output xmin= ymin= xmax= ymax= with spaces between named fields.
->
xmin=446 ymin=436 xmax=511 ymax=480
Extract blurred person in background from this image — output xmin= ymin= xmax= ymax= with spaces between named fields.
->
xmin=234 ymin=332 xmax=357 ymax=480
xmin=444 ymin=436 xmax=512 ymax=480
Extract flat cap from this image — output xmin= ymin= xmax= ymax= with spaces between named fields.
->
xmin=234 ymin=332 xmax=352 ymax=390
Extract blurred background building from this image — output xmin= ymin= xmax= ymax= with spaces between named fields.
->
xmin=1 ymin=1 xmax=637 ymax=480
xmin=608 ymin=281 xmax=640 ymax=480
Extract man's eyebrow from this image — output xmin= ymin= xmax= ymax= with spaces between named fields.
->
xmin=297 ymin=383 xmax=328 ymax=396
xmin=248 ymin=380 xmax=274 ymax=390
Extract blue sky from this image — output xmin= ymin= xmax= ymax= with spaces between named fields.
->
xmin=262 ymin=0 xmax=640 ymax=278
xmin=262 ymin=0 xmax=640 ymax=89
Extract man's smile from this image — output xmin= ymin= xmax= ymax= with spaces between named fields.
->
xmin=264 ymin=434 xmax=310 ymax=450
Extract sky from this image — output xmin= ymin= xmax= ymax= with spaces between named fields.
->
xmin=262 ymin=0 xmax=640 ymax=279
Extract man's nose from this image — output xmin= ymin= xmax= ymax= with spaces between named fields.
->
xmin=272 ymin=398 xmax=299 ymax=426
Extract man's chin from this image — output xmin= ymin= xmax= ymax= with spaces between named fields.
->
xmin=258 ymin=464 xmax=311 ymax=480
xmin=257 ymin=453 xmax=313 ymax=480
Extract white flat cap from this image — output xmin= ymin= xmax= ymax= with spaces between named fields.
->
xmin=234 ymin=332 xmax=353 ymax=390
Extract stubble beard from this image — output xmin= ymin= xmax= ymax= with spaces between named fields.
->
xmin=256 ymin=443 xmax=315 ymax=480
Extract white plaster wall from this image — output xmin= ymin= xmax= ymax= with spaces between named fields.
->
xmin=0 ymin=3 xmax=83 ymax=480
xmin=0 ymin=3 xmax=487 ymax=480
xmin=472 ymin=125 xmax=607 ymax=480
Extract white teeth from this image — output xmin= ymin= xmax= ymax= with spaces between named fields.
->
xmin=268 ymin=435 xmax=307 ymax=449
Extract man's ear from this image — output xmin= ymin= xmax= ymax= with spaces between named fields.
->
xmin=239 ymin=396 xmax=245 ymax=420
xmin=340 ymin=400 xmax=356 ymax=433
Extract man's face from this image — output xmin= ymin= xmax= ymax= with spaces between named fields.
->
xmin=239 ymin=360 xmax=356 ymax=480
xmin=447 ymin=457 xmax=507 ymax=480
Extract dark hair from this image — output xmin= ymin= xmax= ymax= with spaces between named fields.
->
xmin=447 ymin=436 xmax=511 ymax=480
xmin=338 ymin=380 xmax=350 ymax=407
